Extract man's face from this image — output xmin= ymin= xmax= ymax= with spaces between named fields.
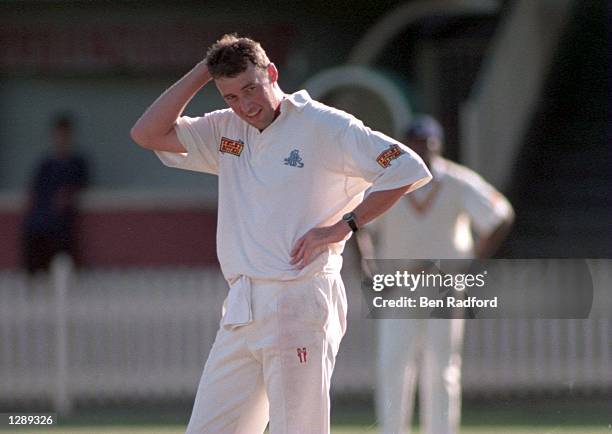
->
xmin=215 ymin=63 xmax=281 ymax=131
xmin=52 ymin=126 xmax=73 ymax=155
xmin=406 ymin=136 xmax=441 ymax=164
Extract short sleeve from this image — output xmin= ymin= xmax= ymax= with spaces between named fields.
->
xmin=339 ymin=117 xmax=432 ymax=196
xmin=154 ymin=110 xmax=231 ymax=175
xmin=462 ymin=171 xmax=514 ymax=235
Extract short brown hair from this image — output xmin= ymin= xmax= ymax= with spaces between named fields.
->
xmin=205 ymin=34 xmax=270 ymax=78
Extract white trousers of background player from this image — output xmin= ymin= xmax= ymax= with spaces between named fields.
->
xmin=377 ymin=318 xmax=464 ymax=434
xmin=185 ymin=273 xmax=347 ymax=434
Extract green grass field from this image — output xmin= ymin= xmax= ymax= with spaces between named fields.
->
xmin=2 ymin=397 xmax=608 ymax=434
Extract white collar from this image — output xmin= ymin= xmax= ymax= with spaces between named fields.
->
xmin=281 ymin=90 xmax=311 ymax=111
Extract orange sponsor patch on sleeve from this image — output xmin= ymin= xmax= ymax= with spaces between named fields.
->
xmin=376 ymin=144 xmax=405 ymax=168
xmin=219 ymin=137 xmax=244 ymax=156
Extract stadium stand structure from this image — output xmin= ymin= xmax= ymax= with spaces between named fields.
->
xmin=501 ymin=0 xmax=610 ymax=258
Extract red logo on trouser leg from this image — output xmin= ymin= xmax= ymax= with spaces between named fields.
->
xmin=297 ymin=347 xmax=307 ymax=363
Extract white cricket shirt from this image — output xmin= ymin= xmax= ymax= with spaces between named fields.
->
xmin=369 ymin=156 xmax=513 ymax=259
xmin=156 ymin=90 xmax=431 ymax=281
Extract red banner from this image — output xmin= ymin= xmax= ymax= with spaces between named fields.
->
xmin=0 ymin=22 xmax=295 ymax=73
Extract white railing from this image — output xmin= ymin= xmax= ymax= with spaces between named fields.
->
xmin=1 ymin=258 xmax=610 ymax=413
xmin=0 ymin=258 xmax=227 ymax=412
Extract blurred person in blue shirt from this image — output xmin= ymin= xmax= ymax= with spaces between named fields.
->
xmin=22 ymin=114 xmax=90 ymax=274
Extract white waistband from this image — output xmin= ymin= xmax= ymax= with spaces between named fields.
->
xmin=221 ymin=272 xmax=341 ymax=330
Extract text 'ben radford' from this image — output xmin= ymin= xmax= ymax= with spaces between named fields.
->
xmin=372 ymin=296 xmax=498 ymax=309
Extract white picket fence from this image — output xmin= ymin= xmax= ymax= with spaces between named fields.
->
xmin=1 ymin=258 xmax=610 ymax=413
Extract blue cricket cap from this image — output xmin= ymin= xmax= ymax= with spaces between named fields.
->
xmin=405 ymin=115 xmax=444 ymax=142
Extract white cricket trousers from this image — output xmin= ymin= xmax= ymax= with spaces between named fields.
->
xmin=377 ymin=318 xmax=464 ymax=434
xmin=185 ymin=272 xmax=347 ymax=434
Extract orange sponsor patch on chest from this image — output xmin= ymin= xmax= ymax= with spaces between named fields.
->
xmin=219 ymin=137 xmax=244 ymax=156
xmin=376 ymin=144 xmax=405 ymax=168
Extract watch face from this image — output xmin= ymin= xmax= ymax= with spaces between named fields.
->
xmin=343 ymin=212 xmax=358 ymax=231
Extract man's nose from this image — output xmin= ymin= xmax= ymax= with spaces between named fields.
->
xmin=240 ymin=98 xmax=255 ymax=115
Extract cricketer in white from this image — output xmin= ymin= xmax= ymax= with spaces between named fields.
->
xmin=131 ymin=34 xmax=431 ymax=434
xmin=361 ymin=115 xmax=514 ymax=434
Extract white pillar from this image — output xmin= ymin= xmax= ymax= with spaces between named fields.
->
xmin=51 ymin=254 xmax=73 ymax=415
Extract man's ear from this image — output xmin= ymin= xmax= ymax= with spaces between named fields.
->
xmin=267 ymin=63 xmax=279 ymax=83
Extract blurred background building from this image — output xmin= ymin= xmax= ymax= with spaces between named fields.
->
xmin=0 ymin=0 xmax=609 ymax=424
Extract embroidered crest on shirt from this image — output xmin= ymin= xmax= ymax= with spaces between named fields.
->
xmin=219 ymin=137 xmax=244 ymax=156
xmin=284 ymin=149 xmax=304 ymax=168
xmin=376 ymin=144 xmax=405 ymax=168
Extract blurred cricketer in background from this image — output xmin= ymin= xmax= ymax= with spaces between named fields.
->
xmin=361 ymin=115 xmax=514 ymax=434
xmin=130 ymin=34 xmax=431 ymax=434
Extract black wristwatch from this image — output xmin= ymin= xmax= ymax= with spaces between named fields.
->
xmin=342 ymin=212 xmax=359 ymax=232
